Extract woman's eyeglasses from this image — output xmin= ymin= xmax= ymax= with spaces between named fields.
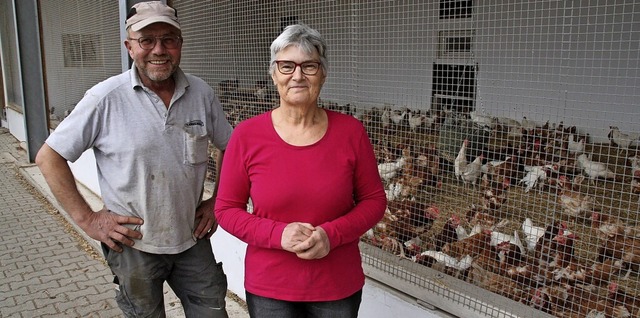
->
xmin=274 ymin=60 xmax=321 ymax=75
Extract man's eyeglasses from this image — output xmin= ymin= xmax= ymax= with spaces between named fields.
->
xmin=274 ymin=60 xmax=322 ymax=75
xmin=128 ymin=35 xmax=182 ymax=50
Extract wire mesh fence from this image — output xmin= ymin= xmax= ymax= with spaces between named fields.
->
xmin=35 ymin=1 xmax=640 ymax=317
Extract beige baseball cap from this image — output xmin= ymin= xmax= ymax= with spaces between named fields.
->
xmin=125 ymin=1 xmax=180 ymax=31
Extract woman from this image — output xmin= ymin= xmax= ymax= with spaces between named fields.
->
xmin=215 ymin=24 xmax=386 ymax=318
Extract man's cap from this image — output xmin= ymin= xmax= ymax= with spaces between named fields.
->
xmin=125 ymin=1 xmax=180 ymax=32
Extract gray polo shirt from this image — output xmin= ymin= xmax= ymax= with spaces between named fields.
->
xmin=46 ymin=66 xmax=233 ymax=254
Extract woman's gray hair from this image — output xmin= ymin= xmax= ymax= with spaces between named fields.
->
xmin=269 ymin=24 xmax=328 ymax=76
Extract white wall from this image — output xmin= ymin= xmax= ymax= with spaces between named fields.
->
xmin=474 ymin=1 xmax=640 ymax=141
xmin=177 ymin=0 xmax=639 ymax=142
xmin=68 ymin=149 xmax=101 ymax=196
xmin=6 ymin=108 xmax=26 ymax=142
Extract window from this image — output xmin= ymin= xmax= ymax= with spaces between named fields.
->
xmin=440 ymin=0 xmax=473 ymax=19
xmin=62 ymin=34 xmax=103 ymax=67
xmin=438 ymin=30 xmax=474 ymax=59
xmin=432 ymin=63 xmax=476 ymax=113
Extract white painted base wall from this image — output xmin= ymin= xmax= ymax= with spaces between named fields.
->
xmin=6 ymin=108 xmax=26 ymax=142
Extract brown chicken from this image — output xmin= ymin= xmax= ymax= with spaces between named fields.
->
xmin=535 ymin=220 xmax=567 ymax=265
xmin=414 ymin=145 xmax=442 ymax=188
xmin=585 ymin=301 xmax=632 ymax=318
xmin=505 ymin=220 xmax=569 ymax=287
xmin=481 ymin=176 xmax=511 ymax=211
xmin=563 ymin=258 xmax=623 ymax=286
xmin=621 ymin=243 xmax=640 ymax=279
xmin=367 ymin=233 xmax=404 ymax=257
xmin=557 ymin=175 xmax=597 ymax=219
xmin=551 ymin=284 xmax=608 ymax=318
xmin=387 ymin=175 xmax=424 ymax=201
xmin=528 ymin=283 xmax=574 ymax=314
xmin=386 ymin=201 xmax=440 ymax=244
xmin=607 ymin=281 xmax=640 ymax=317
xmin=442 ymin=229 xmax=493 ymax=261
xmin=467 ymin=262 xmax=529 ymax=303
xmin=592 ymin=212 xmax=626 ymax=240
xmin=549 ymin=229 xmax=590 ymax=285
xmin=465 ymin=205 xmax=498 ymax=230
xmin=631 ymin=169 xmax=640 ymax=198
xmin=632 ymin=176 xmax=640 ymax=194
xmin=598 ymin=230 xmax=628 ymax=263
xmin=370 ymin=201 xmax=442 ymax=259
xmin=595 ymin=221 xmax=640 ymax=280
xmin=434 ymin=215 xmax=462 ymax=251
xmin=485 ymin=147 xmax=523 ymax=185
xmin=505 ymin=260 xmax=554 ymax=290
xmin=550 ymin=228 xmax=578 ymax=269
xmin=496 ymin=239 xmax=525 ymax=269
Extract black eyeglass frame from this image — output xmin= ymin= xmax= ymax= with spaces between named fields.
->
xmin=127 ymin=35 xmax=183 ymax=50
xmin=274 ymin=60 xmax=322 ymax=75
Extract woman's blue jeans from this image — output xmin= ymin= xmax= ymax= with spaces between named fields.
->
xmin=246 ymin=289 xmax=362 ymax=318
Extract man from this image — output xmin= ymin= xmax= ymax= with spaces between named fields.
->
xmin=35 ymin=2 xmax=232 ymax=317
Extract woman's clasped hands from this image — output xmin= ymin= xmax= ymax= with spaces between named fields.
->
xmin=281 ymin=222 xmax=330 ymax=260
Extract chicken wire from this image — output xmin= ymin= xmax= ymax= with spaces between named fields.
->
xmin=37 ymin=0 xmax=123 ymax=128
xmin=36 ymin=0 xmax=640 ymax=317
xmin=180 ymin=1 xmax=640 ymax=317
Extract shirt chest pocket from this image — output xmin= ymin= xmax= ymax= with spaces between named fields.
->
xmin=184 ymin=131 xmax=209 ymax=166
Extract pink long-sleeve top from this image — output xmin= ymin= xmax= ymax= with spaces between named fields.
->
xmin=215 ymin=109 xmax=386 ymax=302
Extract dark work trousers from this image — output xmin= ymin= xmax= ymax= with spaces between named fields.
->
xmin=102 ymin=239 xmax=228 ymax=318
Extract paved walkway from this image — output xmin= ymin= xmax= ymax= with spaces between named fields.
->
xmin=0 ymin=127 xmax=248 ymax=317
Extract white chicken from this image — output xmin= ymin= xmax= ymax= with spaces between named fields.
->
xmin=490 ymin=230 xmax=525 ymax=254
xmin=495 ymin=116 xmax=521 ymax=129
xmin=391 ymin=109 xmax=407 ymax=126
xmin=567 ymin=134 xmax=585 ymax=154
xmin=385 ymin=182 xmax=403 ymax=201
xmin=495 ymin=117 xmax=522 ymax=137
xmin=521 ymin=116 xmax=538 ymax=133
xmin=461 ymin=154 xmax=484 ymax=186
xmin=469 ymin=111 xmax=494 ymax=131
xmin=408 ymin=110 xmax=425 ymax=131
xmin=577 ymin=153 xmax=615 ymax=184
xmin=424 ymin=111 xmax=440 ymax=130
xmin=414 ymin=251 xmax=474 ymax=272
xmin=519 ymin=165 xmax=552 ymax=193
xmin=454 ymin=223 xmax=483 ymax=242
xmin=454 ymin=139 xmax=468 ymax=181
xmin=481 ymin=156 xmax=510 ymax=175
xmin=608 ymin=126 xmax=640 ymax=155
xmin=378 ymin=156 xmax=406 ymax=183
xmin=522 ymin=218 xmax=546 ymax=253
xmin=380 ymin=107 xmax=392 ymax=129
